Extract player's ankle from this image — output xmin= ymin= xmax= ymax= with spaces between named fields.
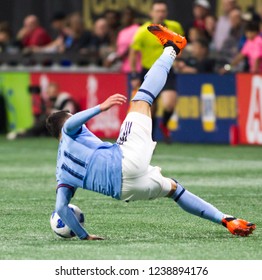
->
xmin=163 ymin=46 xmax=177 ymax=59
xmin=164 ymin=41 xmax=180 ymax=54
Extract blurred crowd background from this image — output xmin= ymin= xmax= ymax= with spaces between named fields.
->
xmin=0 ymin=0 xmax=261 ymax=73
xmin=0 ymin=0 xmax=262 ymax=144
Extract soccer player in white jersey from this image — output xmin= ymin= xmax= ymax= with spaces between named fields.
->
xmin=46 ymin=24 xmax=256 ymax=240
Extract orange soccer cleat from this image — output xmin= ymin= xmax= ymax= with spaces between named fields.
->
xmin=222 ymin=216 xmax=256 ymax=237
xmin=147 ymin=24 xmax=187 ymax=53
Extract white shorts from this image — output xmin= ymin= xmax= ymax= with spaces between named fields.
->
xmin=117 ymin=112 xmax=172 ymax=201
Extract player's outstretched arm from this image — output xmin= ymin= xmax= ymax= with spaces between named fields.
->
xmin=56 ymin=187 xmax=104 ymax=240
xmin=64 ymin=94 xmax=126 ymax=135
xmin=100 ymin=93 xmax=127 ymax=111
xmin=56 ymin=187 xmax=90 ymax=239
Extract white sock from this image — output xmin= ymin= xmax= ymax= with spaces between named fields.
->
xmin=163 ymin=46 xmax=177 ymax=60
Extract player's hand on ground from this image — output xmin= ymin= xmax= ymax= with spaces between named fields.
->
xmin=85 ymin=234 xmax=104 ymax=240
xmin=100 ymin=94 xmax=127 ymax=111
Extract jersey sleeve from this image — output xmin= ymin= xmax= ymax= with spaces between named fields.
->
xmin=63 ymin=105 xmax=101 ymax=136
xmin=55 ymin=186 xmax=88 ymax=239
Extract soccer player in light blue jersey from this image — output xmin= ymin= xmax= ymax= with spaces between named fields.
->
xmin=46 ymin=24 xmax=256 ymax=240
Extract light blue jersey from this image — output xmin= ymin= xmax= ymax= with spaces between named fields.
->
xmin=56 ymin=106 xmax=123 ymax=199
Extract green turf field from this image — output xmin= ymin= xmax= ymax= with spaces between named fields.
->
xmin=0 ymin=137 xmax=261 ymax=260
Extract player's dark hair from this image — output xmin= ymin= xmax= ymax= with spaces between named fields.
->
xmin=46 ymin=110 xmax=70 ymax=139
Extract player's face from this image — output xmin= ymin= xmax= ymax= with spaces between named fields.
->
xmin=150 ymin=4 xmax=168 ymax=24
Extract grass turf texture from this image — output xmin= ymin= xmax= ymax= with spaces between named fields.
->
xmin=0 ymin=137 xmax=261 ymax=260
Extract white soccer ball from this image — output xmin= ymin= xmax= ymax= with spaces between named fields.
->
xmin=50 ymin=204 xmax=84 ymax=238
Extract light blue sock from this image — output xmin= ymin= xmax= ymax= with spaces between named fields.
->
xmin=172 ymin=181 xmax=224 ymax=224
xmin=132 ymin=47 xmax=176 ymax=105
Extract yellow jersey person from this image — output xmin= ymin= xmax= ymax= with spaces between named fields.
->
xmin=129 ymin=0 xmax=184 ymax=143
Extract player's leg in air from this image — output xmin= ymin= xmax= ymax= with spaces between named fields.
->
xmin=117 ymin=24 xmax=256 ymax=237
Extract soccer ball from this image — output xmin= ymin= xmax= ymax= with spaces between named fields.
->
xmin=50 ymin=204 xmax=84 ymax=238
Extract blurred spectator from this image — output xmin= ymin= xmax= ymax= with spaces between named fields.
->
xmin=185 ymin=0 xmax=211 ymax=37
xmin=50 ymin=12 xmax=69 ymax=39
xmin=259 ymin=4 xmax=262 ymax=18
xmin=32 ymin=12 xmax=93 ymax=55
xmin=104 ymin=9 xmax=121 ymax=48
xmin=13 ymin=82 xmax=79 ymax=138
xmin=62 ymin=12 xmax=93 ymax=53
xmin=213 ymin=0 xmax=238 ymax=51
xmin=183 ymin=26 xmax=206 ymax=56
xmin=259 ymin=4 xmax=262 ymax=28
xmin=0 ymin=22 xmax=12 ymax=53
xmin=218 ymin=8 xmax=245 ymax=70
xmin=221 ymin=21 xmax=262 ymax=74
xmin=204 ymin=15 xmax=217 ymax=43
xmin=242 ymin=6 xmax=261 ymax=24
xmin=175 ymin=39 xmax=215 ymax=73
xmin=16 ymin=15 xmax=51 ymax=48
xmin=104 ymin=7 xmax=141 ymax=97
xmin=129 ymin=0 xmax=184 ymax=142
xmin=45 ymin=82 xmax=79 ymax=114
xmin=105 ymin=7 xmax=141 ymax=72
xmin=31 ymin=19 xmax=66 ymax=53
xmin=91 ymin=18 xmax=110 ymax=48
xmin=31 ymin=13 xmax=71 ymax=54
xmin=89 ymin=17 xmax=112 ymax=65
